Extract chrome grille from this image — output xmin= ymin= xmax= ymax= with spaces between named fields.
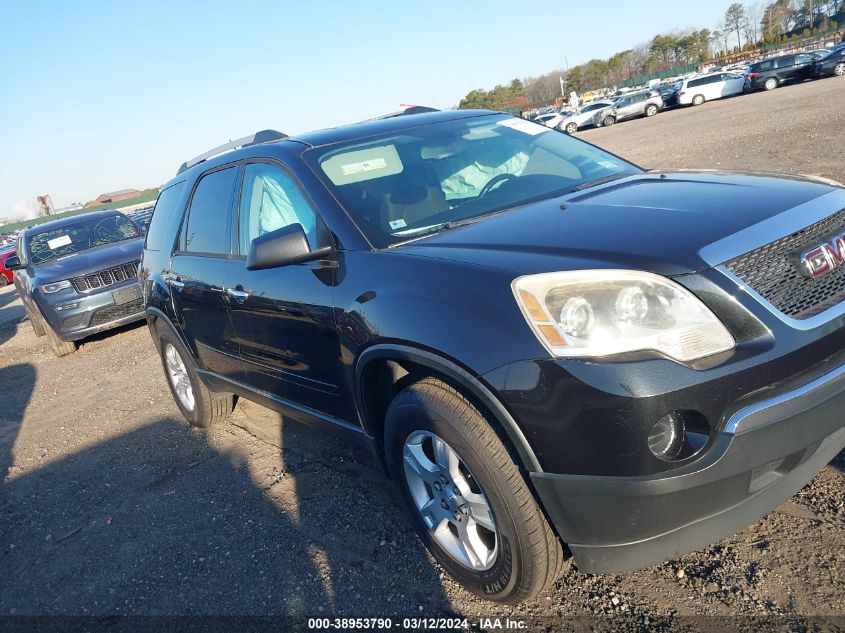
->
xmin=725 ymin=208 xmax=845 ymax=320
xmin=72 ymin=261 xmax=139 ymax=293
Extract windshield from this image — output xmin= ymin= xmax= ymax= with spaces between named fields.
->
xmin=26 ymin=213 xmax=140 ymax=265
xmin=307 ymin=114 xmax=639 ymax=247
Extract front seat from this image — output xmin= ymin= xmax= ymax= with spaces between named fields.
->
xmin=379 ymin=164 xmax=448 ymax=232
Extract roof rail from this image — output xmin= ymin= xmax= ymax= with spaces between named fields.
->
xmin=176 ymin=129 xmax=288 ymax=175
xmin=372 ymin=105 xmax=440 ymax=120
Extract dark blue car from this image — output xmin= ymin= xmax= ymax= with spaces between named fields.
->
xmin=6 ymin=209 xmax=145 ymax=356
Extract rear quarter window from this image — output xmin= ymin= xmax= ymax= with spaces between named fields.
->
xmin=145 ymin=181 xmax=186 ymax=252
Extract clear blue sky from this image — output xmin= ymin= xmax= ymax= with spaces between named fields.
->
xmin=0 ymin=0 xmax=738 ymax=218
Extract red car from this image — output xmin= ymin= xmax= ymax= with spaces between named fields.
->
xmin=0 ymin=248 xmax=15 ymax=287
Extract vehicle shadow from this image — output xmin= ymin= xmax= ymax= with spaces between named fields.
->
xmin=235 ymin=401 xmax=453 ymax=614
xmin=0 ymin=396 xmax=452 ymax=617
xmin=0 ymin=363 xmax=35 ymax=489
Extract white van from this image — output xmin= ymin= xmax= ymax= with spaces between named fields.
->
xmin=676 ymin=72 xmax=745 ymax=106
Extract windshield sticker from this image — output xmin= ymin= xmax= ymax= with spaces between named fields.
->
xmin=388 ymin=219 xmax=407 ymax=230
xmin=497 ymin=118 xmax=547 ymax=136
xmin=341 ymin=157 xmax=388 ymax=176
xmin=47 ymin=235 xmax=72 ymax=250
xmin=321 ymin=144 xmax=403 ymax=186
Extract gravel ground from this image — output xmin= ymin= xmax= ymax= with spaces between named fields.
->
xmin=2 ymin=76 xmax=845 ymax=631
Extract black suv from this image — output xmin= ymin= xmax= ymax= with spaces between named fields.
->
xmin=142 ymin=110 xmax=845 ymax=603
xmin=7 ymin=210 xmax=145 ymax=356
xmin=745 ymin=52 xmax=818 ymax=90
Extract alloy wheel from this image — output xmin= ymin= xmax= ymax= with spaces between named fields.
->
xmin=835 ymin=63 xmax=845 ymax=76
xmin=164 ymin=343 xmax=195 ymax=411
xmin=403 ymin=430 xmax=498 ymax=571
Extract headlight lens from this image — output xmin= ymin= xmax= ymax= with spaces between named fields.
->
xmin=40 ymin=280 xmax=72 ymax=294
xmin=513 ymin=270 xmax=735 ymax=362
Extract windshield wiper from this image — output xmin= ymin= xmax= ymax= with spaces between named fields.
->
xmin=570 ymin=172 xmax=630 ymax=192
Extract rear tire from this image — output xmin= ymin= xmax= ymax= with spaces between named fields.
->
xmin=645 ymin=104 xmax=658 ymax=116
xmin=157 ymin=327 xmax=233 ymax=428
xmin=384 ymin=377 xmax=564 ymax=603
xmin=0 ymin=276 xmax=7 ymax=288
xmin=36 ymin=311 xmax=76 ymax=357
xmin=835 ymin=62 xmax=845 ymax=77
xmin=764 ymin=77 xmax=778 ymax=90
xmin=601 ymin=115 xmax=616 ymax=127
xmin=691 ymin=94 xmax=705 ymax=106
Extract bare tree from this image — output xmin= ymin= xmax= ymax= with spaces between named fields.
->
xmin=744 ymin=1 xmax=764 ymax=43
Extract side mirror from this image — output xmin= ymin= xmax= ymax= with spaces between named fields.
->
xmin=4 ymin=252 xmax=21 ymax=271
xmin=246 ymin=224 xmax=330 ymax=271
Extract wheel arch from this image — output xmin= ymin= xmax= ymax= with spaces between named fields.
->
xmin=145 ymin=306 xmax=188 ymax=354
xmin=355 ymin=343 xmax=543 ymax=475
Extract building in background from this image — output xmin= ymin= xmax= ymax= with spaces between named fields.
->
xmin=91 ymin=188 xmax=142 ymax=206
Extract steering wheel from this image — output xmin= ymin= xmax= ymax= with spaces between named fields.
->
xmin=479 ymin=173 xmax=517 ymax=197
xmin=90 ymin=218 xmax=124 ymax=246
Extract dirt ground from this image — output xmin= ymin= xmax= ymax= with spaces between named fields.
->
xmin=2 ymin=76 xmax=845 ymax=631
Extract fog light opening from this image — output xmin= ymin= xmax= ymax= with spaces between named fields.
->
xmin=648 ymin=410 xmax=712 ymax=462
xmin=648 ymin=413 xmax=685 ymax=461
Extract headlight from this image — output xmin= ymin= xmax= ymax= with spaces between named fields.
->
xmin=40 ymin=280 xmax=72 ymax=294
xmin=512 ymin=270 xmax=735 ymax=362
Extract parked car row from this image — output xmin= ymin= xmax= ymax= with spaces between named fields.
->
xmin=553 ymin=43 xmax=844 ymax=135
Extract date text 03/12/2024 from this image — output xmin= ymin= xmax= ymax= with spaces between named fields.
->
xmin=307 ymin=617 xmax=526 ymax=629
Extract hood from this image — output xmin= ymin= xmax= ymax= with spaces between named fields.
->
xmin=34 ymin=238 xmax=144 ymax=283
xmin=394 ymin=171 xmax=841 ymax=276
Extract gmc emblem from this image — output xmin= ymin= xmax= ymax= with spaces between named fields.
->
xmin=799 ymin=232 xmax=845 ymax=277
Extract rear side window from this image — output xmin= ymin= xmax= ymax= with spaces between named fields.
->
xmin=755 ymin=60 xmax=774 ymax=71
xmin=182 ymin=166 xmax=239 ymax=255
xmin=688 ymin=77 xmax=705 ymax=87
xmin=145 ymin=182 xmax=186 ymax=252
xmin=775 ymin=56 xmax=795 ymax=68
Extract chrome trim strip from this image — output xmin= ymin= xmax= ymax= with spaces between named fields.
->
xmin=717 ymin=265 xmax=845 ymax=331
xmin=699 ymin=189 xmax=845 ymax=266
xmin=726 ymin=360 xmax=845 ymax=434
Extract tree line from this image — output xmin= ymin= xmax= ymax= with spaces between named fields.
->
xmin=458 ymin=0 xmax=844 ymax=109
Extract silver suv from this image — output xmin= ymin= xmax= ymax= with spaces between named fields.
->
xmin=592 ymin=90 xmax=663 ymax=127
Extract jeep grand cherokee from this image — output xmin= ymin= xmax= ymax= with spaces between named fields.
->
xmin=141 ymin=109 xmax=845 ymax=603
xmin=8 ymin=210 xmax=145 ymax=356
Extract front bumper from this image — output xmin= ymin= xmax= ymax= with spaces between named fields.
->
xmin=39 ymin=281 xmax=144 ymax=341
xmin=530 ymin=360 xmax=845 ymax=573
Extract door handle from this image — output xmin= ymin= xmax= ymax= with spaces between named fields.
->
xmin=226 ymin=287 xmax=250 ymax=302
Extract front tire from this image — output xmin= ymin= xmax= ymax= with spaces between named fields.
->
xmin=157 ymin=327 xmax=233 ymax=428
xmin=601 ymin=115 xmax=616 ymax=127
xmin=36 ymin=311 xmax=76 ymax=357
xmin=384 ymin=378 xmax=564 ymax=603
xmin=24 ymin=301 xmax=46 ymax=337
xmin=564 ymin=122 xmax=578 ymax=134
